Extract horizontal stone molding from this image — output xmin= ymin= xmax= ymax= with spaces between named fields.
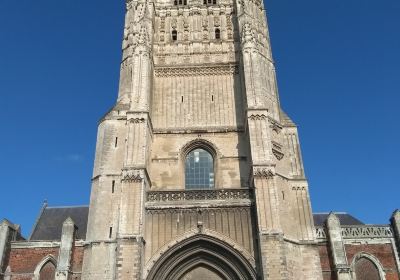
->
xmin=315 ymin=226 xmax=393 ymax=240
xmin=11 ymin=240 xmax=85 ymax=249
xmin=146 ymin=188 xmax=253 ymax=203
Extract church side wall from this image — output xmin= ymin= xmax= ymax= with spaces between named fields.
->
xmin=317 ymin=235 xmax=400 ymax=280
xmin=5 ymin=244 xmax=84 ymax=280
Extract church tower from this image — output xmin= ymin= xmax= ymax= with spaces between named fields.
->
xmin=81 ymin=0 xmax=323 ymax=278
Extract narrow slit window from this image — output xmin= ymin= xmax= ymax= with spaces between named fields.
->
xmin=215 ymin=28 xmax=220 ymax=39
xmin=115 ymin=137 xmax=118 ymax=147
xmin=211 ymin=95 xmax=214 ymax=101
xmin=109 ymin=227 xmax=113 ymax=238
xmin=181 ymin=96 xmax=184 ymax=102
xmin=112 ymin=180 xmax=115 ymax=193
xmin=172 ymin=30 xmax=177 ymax=41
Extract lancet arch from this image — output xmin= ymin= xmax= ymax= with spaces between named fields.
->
xmin=146 ymin=233 xmax=257 ymax=280
xmin=33 ymin=255 xmax=57 ymax=280
xmin=351 ymin=252 xmax=385 ymax=280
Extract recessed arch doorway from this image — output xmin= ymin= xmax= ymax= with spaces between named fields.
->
xmin=146 ymin=234 xmax=256 ymax=280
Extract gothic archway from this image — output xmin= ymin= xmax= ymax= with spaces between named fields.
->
xmin=146 ymin=234 xmax=256 ymax=280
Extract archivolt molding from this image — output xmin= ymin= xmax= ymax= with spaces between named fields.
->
xmin=180 ymin=138 xmax=220 ymax=159
xmin=33 ymin=254 xmax=57 ymax=280
xmin=144 ymin=228 xmax=256 ymax=279
xmin=350 ymin=252 xmax=386 ymax=279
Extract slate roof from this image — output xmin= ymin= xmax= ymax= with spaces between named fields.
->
xmin=29 ymin=205 xmax=89 ymax=241
xmin=313 ymin=213 xmax=364 ymax=226
xmin=27 ymin=205 xmax=364 ymax=241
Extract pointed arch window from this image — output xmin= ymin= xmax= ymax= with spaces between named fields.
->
xmin=185 ymin=148 xmax=214 ymax=189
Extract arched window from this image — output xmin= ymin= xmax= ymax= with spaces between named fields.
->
xmin=33 ymin=255 xmax=57 ymax=280
xmin=172 ymin=30 xmax=177 ymax=41
xmin=185 ymin=148 xmax=214 ymax=189
xmin=353 ymin=255 xmax=383 ymax=280
xmin=215 ymin=28 xmax=221 ymax=39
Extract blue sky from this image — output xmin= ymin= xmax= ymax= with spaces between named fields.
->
xmin=0 ymin=0 xmax=399 ymax=236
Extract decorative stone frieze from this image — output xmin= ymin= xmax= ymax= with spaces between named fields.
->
xmin=154 ymin=64 xmax=239 ymax=77
xmin=316 ymin=226 xmax=394 ymax=241
xmin=147 ymin=188 xmax=252 ymax=202
xmin=121 ymin=168 xmax=144 ymax=183
xmin=253 ymin=167 xmax=274 ymax=179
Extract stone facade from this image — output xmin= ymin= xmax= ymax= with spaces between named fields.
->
xmin=82 ymin=0 xmax=322 ymax=278
xmin=1 ymin=0 xmax=399 ymax=279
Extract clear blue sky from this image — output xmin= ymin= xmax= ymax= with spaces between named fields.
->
xmin=0 ymin=0 xmax=399 ymax=236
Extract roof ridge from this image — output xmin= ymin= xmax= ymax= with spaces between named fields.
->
xmin=46 ymin=205 xmax=89 ymax=209
xmin=313 ymin=212 xmax=348 ymax=215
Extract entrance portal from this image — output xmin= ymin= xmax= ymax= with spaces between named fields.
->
xmin=147 ymin=234 xmax=256 ymax=280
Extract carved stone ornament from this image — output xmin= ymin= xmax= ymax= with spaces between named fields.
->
xmin=272 ymin=149 xmax=284 ymax=161
xmin=122 ymin=169 xmax=143 ymax=182
xmin=241 ymin=22 xmax=255 ymax=45
xmin=291 ymin=186 xmax=306 ymax=191
xmin=269 ymin=121 xmax=282 ymax=134
xmin=129 ymin=117 xmax=146 ymax=123
xmin=248 ymin=114 xmax=267 ymax=121
xmin=147 ymin=189 xmax=252 ymax=202
xmin=272 ymin=141 xmax=284 ymax=160
xmin=253 ymin=167 xmax=274 ymax=179
xmin=155 ymin=65 xmax=239 ymax=77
